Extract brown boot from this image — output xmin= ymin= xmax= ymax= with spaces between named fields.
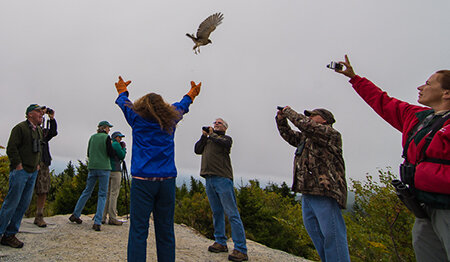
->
xmin=92 ymin=224 xmax=101 ymax=231
xmin=69 ymin=214 xmax=82 ymax=224
xmin=34 ymin=213 xmax=47 ymax=227
xmin=208 ymin=242 xmax=228 ymax=253
xmin=1 ymin=234 xmax=24 ymax=248
xmin=228 ymin=249 xmax=248 ymax=262
xmin=108 ymin=219 xmax=123 ymax=226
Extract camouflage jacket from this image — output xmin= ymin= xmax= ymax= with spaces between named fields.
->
xmin=276 ymin=108 xmax=347 ymax=208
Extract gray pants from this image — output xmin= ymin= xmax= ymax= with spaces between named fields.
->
xmin=102 ymin=171 xmax=122 ymax=222
xmin=412 ymin=207 xmax=450 ymax=262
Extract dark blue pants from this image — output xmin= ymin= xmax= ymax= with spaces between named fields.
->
xmin=127 ymin=177 xmax=176 ymax=262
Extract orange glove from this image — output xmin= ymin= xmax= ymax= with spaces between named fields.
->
xmin=115 ymin=76 xmax=132 ymax=94
xmin=187 ymin=81 xmax=201 ymax=101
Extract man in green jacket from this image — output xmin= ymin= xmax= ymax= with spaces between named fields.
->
xmin=69 ymin=121 xmax=115 ymax=231
xmin=194 ymin=118 xmax=248 ymax=262
xmin=102 ymin=131 xmax=126 ymax=225
xmin=1 ymin=104 xmax=44 ymax=248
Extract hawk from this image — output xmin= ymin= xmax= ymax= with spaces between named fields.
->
xmin=186 ymin=13 xmax=224 ymax=54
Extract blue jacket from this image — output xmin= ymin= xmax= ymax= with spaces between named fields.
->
xmin=116 ymin=92 xmax=192 ymax=178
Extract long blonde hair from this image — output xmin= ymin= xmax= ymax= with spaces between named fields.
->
xmin=131 ymin=93 xmax=181 ymax=133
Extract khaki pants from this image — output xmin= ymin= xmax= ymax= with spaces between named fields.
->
xmin=412 ymin=207 xmax=450 ymax=261
xmin=102 ymin=171 xmax=122 ymax=221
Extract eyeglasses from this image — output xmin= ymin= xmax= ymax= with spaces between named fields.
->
xmin=213 ymin=121 xmax=224 ymax=125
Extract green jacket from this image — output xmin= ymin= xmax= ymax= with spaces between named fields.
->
xmin=87 ymin=132 xmax=112 ymax=170
xmin=7 ymin=120 xmax=43 ymax=173
xmin=194 ymin=130 xmax=233 ymax=180
xmin=110 ymin=140 xmax=126 ymax=172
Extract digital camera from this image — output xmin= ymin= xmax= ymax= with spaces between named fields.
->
xmin=326 ymin=61 xmax=343 ymax=70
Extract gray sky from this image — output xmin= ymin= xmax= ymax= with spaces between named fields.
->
xmin=1 ymin=0 xmax=449 ymax=187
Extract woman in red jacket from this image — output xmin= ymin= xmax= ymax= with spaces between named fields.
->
xmin=335 ymin=55 xmax=450 ymax=261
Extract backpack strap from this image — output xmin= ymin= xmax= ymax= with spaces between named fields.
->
xmin=420 ymin=112 xmax=450 ymax=164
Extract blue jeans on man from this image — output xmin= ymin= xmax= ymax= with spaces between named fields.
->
xmin=127 ymin=177 xmax=176 ymax=262
xmin=72 ymin=169 xmax=110 ymax=225
xmin=0 ymin=169 xmax=38 ymax=236
xmin=302 ymin=194 xmax=350 ymax=262
xmin=205 ymin=176 xmax=247 ymax=254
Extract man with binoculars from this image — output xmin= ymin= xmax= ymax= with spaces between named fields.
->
xmin=1 ymin=104 xmax=44 ymax=248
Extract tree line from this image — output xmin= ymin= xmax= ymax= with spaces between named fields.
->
xmin=0 ymin=155 xmax=415 ymax=261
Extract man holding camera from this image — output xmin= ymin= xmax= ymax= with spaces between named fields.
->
xmin=276 ymin=107 xmax=350 ymax=262
xmin=102 ymin=131 xmax=126 ymax=226
xmin=194 ymin=118 xmax=248 ymax=262
xmin=0 ymin=104 xmax=44 ymax=248
xmin=33 ymin=106 xmax=58 ymax=227
xmin=335 ymin=55 xmax=450 ymax=261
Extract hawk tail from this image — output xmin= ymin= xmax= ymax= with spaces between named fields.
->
xmin=186 ymin=33 xmax=196 ymax=40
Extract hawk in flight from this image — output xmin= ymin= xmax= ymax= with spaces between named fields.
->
xmin=186 ymin=13 xmax=224 ymax=54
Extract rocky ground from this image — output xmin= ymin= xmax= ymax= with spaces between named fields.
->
xmin=0 ymin=214 xmax=314 ymax=262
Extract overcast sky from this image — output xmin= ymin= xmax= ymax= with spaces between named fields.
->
xmin=1 ymin=0 xmax=449 ymax=187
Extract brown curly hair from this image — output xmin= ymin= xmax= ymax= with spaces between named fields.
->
xmin=130 ymin=93 xmax=181 ymax=133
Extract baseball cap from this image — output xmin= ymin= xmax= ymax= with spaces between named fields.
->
xmin=98 ymin=120 xmax=113 ymax=127
xmin=304 ymin=108 xmax=336 ymax=125
xmin=111 ymin=131 xmax=125 ymax=139
xmin=26 ymin=104 xmax=43 ymax=115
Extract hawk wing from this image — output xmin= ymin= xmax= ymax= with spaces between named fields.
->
xmin=196 ymin=13 xmax=224 ymax=40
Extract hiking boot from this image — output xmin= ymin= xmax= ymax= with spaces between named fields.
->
xmin=92 ymin=224 xmax=101 ymax=231
xmin=34 ymin=214 xmax=47 ymax=228
xmin=0 ymin=234 xmax=24 ymax=248
xmin=208 ymin=242 xmax=228 ymax=253
xmin=69 ymin=214 xmax=82 ymax=224
xmin=108 ymin=219 xmax=123 ymax=226
xmin=228 ymin=249 xmax=248 ymax=262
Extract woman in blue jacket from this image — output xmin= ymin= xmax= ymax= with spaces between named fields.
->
xmin=115 ymin=76 xmax=201 ymax=262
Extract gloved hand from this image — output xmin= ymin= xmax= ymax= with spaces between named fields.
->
xmin=187 ymin=81 xmax=201 ymax=101
xmin=120 ymin=141 xmax=126 ymax=148
xmin=115 ymin=76 xmax=132 ymax=94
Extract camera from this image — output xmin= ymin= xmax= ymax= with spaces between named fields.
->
xmin=277 ymin=106 xmax=285 ymax=111
xmin=202 ymin=126 xmax=210 ymax=132
xmin=326 ymin=61 xmax=343 ymax=70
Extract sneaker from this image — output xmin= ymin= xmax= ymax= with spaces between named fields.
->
xmin=92 ymin=224 xmax=101 ymax=231
xmin=108 ymin=219 xmax=123 ymax=226
xmin=34 ymin=214 xmax=47 ymax=228
xmin=208 ymin=242 xmax=228 ymax=253
xmin=0 ymin=235 xmax=24 ymax=248
xmin=69 ymin=214 xmax=82 ymax=224
xmin=228 ymin=249 xmax=248 ymax=262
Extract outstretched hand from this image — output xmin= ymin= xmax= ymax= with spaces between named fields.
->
xmin=336 ymin=55 xmax=356 ymax=79
xmin=187 ymin=81 xmax=201 ymax=101
xmin=115 ymin=76 xmax=132 ymax=94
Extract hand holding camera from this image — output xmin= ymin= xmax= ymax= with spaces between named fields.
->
xmin=328 ymin=55 xmax=356 ymax=79
xmin=276 ymin=106 xmax=288 ymax=119
xmin=202 ymin=126 xmax=212 ymax=136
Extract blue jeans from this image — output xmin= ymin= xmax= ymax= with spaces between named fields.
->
xmin=0 ymin=169 xmax=38 ymax=236
xmin=127 ymin=177 xmax=176 ymax=262
xmin=72 ymin=169 xmax=110 ymax=225
xmin=302 ymin=194 xmax=350 ymax=262
xmin=205 ymin=176 xmax=247 ymax=254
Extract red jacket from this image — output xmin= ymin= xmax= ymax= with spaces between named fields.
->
xmin=350 ymin=76 xmax=450 ymax=195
